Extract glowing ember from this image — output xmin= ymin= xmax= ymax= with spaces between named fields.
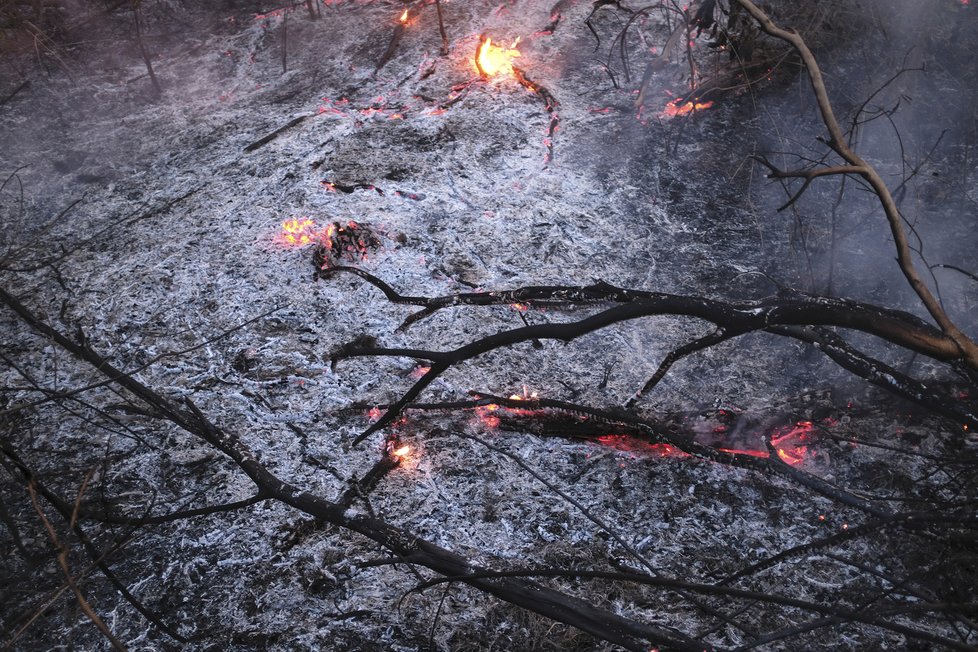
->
xmin=275 ymin=218 xmax=319 ymax=248
xmin=409 ymin=365 xmax=431 ymax=379
xmin=661 ymin=98 xmax=714 ymax=118
xmin=476 ymin=36 xmax=521 ymax=78
xmin=367 ymin=407 xmax=383 ymax=421
xmin=718 ymin=447 xmax=769 ymax=458
xmin=392 ymin=445 xmax=410 ymax=457
xmin=769 ymin=420 xmax=815 ymax=466
xmin=596 ymin=435 xmax=688 ymax=458
xmin=475 ymin=403 xmax=501 ymax=429
xmin=399 ymin=9 xmax=408 ymax=23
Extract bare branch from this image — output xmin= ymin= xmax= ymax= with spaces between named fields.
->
xmin=734 ymin=0 xmax=978 ymax=368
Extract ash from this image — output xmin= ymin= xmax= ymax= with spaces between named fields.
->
xmin=1 ymin=1 xmax=976 ymax=650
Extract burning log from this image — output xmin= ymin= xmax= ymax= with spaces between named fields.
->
xmin=320 ymin=266 xmax=977 ymax=476
xmin=338 ymin=439 xmax=411 ymax=509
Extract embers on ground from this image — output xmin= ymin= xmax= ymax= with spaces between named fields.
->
xmin=312 ymin=221 xmax=382 ymax=270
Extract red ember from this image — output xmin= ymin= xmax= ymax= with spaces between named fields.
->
xmin=769 ymin=420 xmax=815 ymax=466
xmin=661 ymin=98 xmax=714 ymax=118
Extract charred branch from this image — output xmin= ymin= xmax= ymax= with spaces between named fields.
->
xmin=1 ymin=438 xmax=191 ymax=644
xmin=131 ymin=0 xmax=161 ymax=98
xmin=323 ymin=269 xmax=977 ymax=441
xmin=4 ymin=1 xmax=977 ymax=648
xmin=406 ymin=567 xmax=978 ymax=651
xmin=0 ymin=286 xmax=714 ymax=652
xmin=243 ymin=114 xmax=312 ymax=152
xmin=511 ymin=65 xmax=559 ymax=164
xmin=434 ymin=0 xmax=448 ymax=55
xmin=375 ymin=20 xmax=405 ymax=74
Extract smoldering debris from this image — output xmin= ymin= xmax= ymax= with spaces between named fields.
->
xmin=1 ymin=1 xmax=976 ymax=650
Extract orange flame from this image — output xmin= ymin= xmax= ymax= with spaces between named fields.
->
xmin=274 ymin=219 xmax=337 ymax=250
xmin=392 ymin=445 xmax=410 ymax=457
xmin=399 ymin=9 xmax=408 ymax=23
xmin=275 ymin=218 xmax=318 ymax=248
xmin=476 ymin=36 xmax=521 ymax=78
xmin=661 ymin=98 xmax=714 ymax=118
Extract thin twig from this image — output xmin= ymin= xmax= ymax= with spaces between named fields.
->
xmin=28 ymin=476 xmax=127 ymax=652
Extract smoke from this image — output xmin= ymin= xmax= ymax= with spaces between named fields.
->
xmin=757 ymin=0 xmax=978 ymax=330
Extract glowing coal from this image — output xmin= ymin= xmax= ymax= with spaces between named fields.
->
xmin=769 ymin=420 xmax=815 ymax=466
xmin=661 ymin=98 xmax=714 ymax=118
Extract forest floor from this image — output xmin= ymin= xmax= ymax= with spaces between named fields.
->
xmin=1 ymin=1 xmax=976 ymax=650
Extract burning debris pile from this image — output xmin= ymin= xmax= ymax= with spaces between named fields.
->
xmin=1 ymin=0 xmax=977 ymax=651
xmin=274 ymin=218 xmax=381 ymax=268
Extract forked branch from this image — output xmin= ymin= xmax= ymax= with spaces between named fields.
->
xmin=733 ymin=0 xmax=978 ymax=368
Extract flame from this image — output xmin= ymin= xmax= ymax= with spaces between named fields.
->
xmin=392 ymin=444 xmax=410 ymax=457
xmin=476 ymin=36 xmax=521 ymax=78
xmin=399 ymin=9 xmax=408 ymax=23
xmin=661 ymin=98 xmax=714 ymax=118
xmin=275 ymin=218 xmax=319 ymax=248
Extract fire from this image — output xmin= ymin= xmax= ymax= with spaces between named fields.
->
xmin=275 ymin=218 xmax=319 ymax=248
xmin=661 ymin=98 xmax=714 ymax=118
xmin=399 ymin=9 xmax=408 ymax=23
xmin=508 ymin=388 xmax=538 ymax=401
xmin=596 ymin=435 xmax=689 ymax=459
xmin=476 ymin=36 xmax=521 ymax=78
xmin=769 ymin=420 xmax=814 ymax=466
xmin=275 ymin=219 xmax=339 ymax=249
xmin=392 ymin=444 xmax=410 ymax=458
xmin=475 ymin=403 xmax=501 ymax=429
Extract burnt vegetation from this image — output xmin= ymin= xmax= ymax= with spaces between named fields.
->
xmin=2 ymin=1 xmax=978 ymax=650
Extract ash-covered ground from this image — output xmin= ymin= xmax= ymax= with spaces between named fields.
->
xmin=1 ymin=1 xmax=977 ymax=650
